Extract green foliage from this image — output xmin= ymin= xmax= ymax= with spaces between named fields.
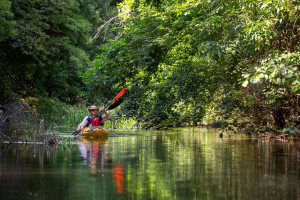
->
xmin=0 ymin=0 xmax=16 ymax=42
xmin=0 ymin=0 xmax=86 ymax=101
xmin=1 ymin=0 xmax=298 ymax=132
xmin=243 ymin=50 xmax=300 ymax=93
xmin=63 ymin=104 xmax=87 ymax=127
xmin=20 ymin=96 xmax=87 ymax=128
xmin=283 ymin=127 xmax=298 ymax=135
xmin=0 ymin=0 xmax=119 ymax=104
xmin=84 ymin=0 xmax=299 ymax=130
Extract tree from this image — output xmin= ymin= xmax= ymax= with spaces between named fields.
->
xmin=0 ymin=0 xmax=114 ymax=103
xmin=0 ymin=0 xmax=16 ymax=42
xmin=87 ymin=0 xmax=299 ymax=130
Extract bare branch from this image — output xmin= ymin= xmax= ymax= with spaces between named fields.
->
xmin=0 ymin=131 xmax=12 ymax=143
xmin=88 ymin=15 xmax=122 ymax=44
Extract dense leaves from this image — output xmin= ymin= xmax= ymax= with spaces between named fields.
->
xmin=0 ymin=0 xmax=16 ymax=42
xmin=0 ymin=0 xmax=116 ymax=103
xmin=86 ymin=0 xmax=299 ymax=130
xmin=0 ymin=0 xmax=299 ymax=132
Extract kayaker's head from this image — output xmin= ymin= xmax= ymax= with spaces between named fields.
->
xmin=88 ymin=105 xmax=99 ymax=116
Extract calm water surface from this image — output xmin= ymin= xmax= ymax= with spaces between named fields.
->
xmin=0 ymin=128 xmax=300 ymax=200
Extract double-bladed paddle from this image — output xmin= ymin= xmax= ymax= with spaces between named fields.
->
xmin=71 ymin=88 xmax=126 ymax=137
xmin=98 ymin=88 xmax=125 ymax=115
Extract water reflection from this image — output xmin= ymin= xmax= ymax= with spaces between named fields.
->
xmin=0 ymin=128 xmax=300 ymax=200
xmin=77 ymin=137 xmax=124 ymax=194
xmin=78 ymin=137 xmax=108 ymax=174
xmin=112 ymin=163 xmax=124 ymax=194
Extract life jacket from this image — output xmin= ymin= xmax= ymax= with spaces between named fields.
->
xmin=88 ymin=115 xmax=104 ymax=126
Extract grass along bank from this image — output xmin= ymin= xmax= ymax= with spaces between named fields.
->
xmin=0 ymin=97 xmax=137 ymax=143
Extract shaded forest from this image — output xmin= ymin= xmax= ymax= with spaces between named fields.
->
xmin=0 ymin=0 xmax=299 ymax=135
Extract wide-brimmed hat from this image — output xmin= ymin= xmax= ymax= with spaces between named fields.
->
xmin=88 ymin=105 xmax=99 ymax=111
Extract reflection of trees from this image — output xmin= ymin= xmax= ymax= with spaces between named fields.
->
xmin=0 ymin=143 xmax=71 ymax=200
xmin=1 ymin=130 xmax=300 ymax=199
xmin=0 ymin=138 xmax=126 ymax=199
xmin=107 ymin=129 xmax=300 ymax=200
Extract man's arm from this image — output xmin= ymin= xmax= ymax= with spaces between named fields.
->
xmin=77 ymin=116 xmax=89 ymax=131
xmin=80 ymin=120 xmax=89 ymax=130
xmin=101 ymin=109 xmax=109 ymax=120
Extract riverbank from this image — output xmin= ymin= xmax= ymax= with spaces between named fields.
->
xmin=0 ymin=97 xmax=299 ymax=144
xmin=1 ymin=125 xmax=300 ymax=145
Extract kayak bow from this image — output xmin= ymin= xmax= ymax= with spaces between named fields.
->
xmin=81 ymin=126 xmax=109 ymax=138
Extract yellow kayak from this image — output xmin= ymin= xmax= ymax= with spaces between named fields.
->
xmin=81 ymin=126 xmax=109 ymax=138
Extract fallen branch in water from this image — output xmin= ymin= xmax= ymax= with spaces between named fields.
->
xmin=0 ymin=131 xmax=12 ymax=143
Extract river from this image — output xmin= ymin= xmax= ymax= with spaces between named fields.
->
xmin=0 ymin=128 xmax=299 ymax=200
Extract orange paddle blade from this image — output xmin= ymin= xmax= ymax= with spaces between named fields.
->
xmin=112 ymin=88 xmax=126 ymax=101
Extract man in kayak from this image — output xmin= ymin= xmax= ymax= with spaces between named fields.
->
xmin=77 ymin=105 xmax=109 ymax=131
